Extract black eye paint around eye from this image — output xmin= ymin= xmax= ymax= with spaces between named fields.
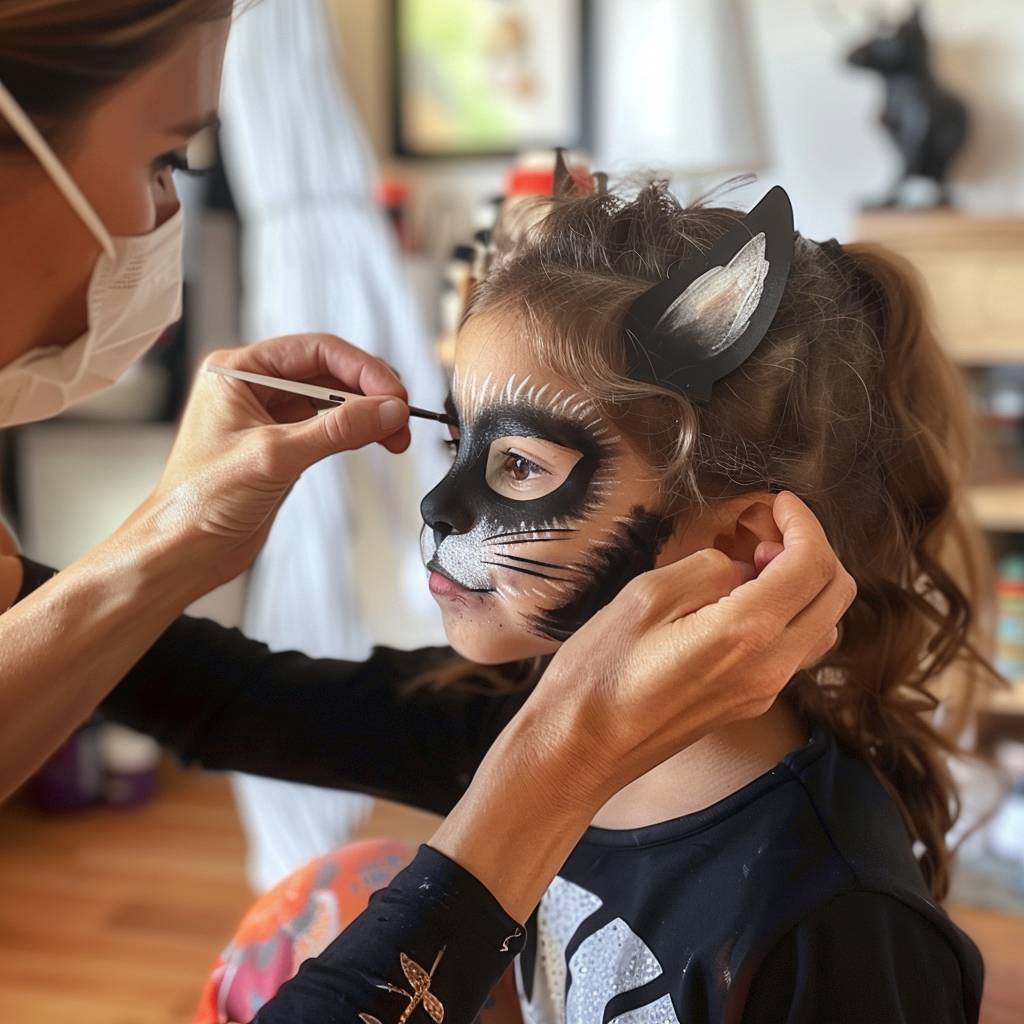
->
xmin=453 ymin=403 xmax=604 ymax=522
xmin=484 ymin=409 xmax=595 ymax=470
xmin=419 ymin=398 xmax=612 ymax=592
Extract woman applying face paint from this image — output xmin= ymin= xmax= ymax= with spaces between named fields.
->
xmin=1 ymin=6 xmax=850 ymax=1023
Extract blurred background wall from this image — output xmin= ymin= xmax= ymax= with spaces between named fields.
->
xmin=332 ymin=0 xmax=1024 ymax=241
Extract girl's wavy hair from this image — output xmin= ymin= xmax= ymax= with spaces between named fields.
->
xmin=431 ymin=177 xmax=1001 ymax=901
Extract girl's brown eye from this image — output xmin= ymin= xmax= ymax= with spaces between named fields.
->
xmin=505 ymin=453 xmax=532 ymax=481
xmin=484 ymin=435 xmax=581 ymax=501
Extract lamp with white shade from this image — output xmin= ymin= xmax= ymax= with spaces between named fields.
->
xmin=592 ymin=0 xmax=767 ymax=183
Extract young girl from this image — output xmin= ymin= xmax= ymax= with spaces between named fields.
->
xmin=184 ymin=168 xmax=986 ymax=1022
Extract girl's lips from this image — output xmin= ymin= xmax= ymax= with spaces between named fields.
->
xmin=428 ymin=566 xmax=470 ymax=599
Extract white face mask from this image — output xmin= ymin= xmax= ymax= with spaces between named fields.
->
xmin=0 ymin=79 xmax=185 ymax=427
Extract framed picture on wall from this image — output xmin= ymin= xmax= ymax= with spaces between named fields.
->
xmin=391 ymin=0 xmax=589 ymax=158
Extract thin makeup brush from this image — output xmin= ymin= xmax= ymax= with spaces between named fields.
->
xmin=206 ymin=365 xmax=454 ymax=425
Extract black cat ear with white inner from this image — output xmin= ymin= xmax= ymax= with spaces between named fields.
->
xmin=623 ymin=185 xmax=795 ymax=402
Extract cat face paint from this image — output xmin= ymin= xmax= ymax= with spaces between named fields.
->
xmin=420 ymin=354 xmax=671 ymax=664
xmin=420 ymin=370 xmax=616 ymax=588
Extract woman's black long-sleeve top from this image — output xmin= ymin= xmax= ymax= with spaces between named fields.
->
xmin=15 ymin=558 xmax=530 ymax=1024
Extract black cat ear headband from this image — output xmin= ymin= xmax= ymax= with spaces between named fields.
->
xmin=476 ymin=157 xmax=795 ymax=404
xmin=623 ymin=185 xmax=795 ymax=403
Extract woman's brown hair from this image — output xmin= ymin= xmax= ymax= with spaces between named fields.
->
xmin=0 ymin=0 xmax=234 ymax=148
xmin=441 ymin=179 xmax=1000 ymax=901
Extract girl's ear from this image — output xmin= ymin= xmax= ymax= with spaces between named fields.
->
xmin=711 ymin=493 xmax=783 ymax=565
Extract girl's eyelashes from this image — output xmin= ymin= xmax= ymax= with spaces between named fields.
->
xmin=501 ymin=448 xmax=548 ymax=483
xmin=441 ymin=439 xmax=545 ymax=484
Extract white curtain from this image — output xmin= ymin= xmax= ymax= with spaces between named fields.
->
xmin=219 ymin=0 xmax=446 ymax=892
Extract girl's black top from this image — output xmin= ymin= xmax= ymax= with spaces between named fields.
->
xmin=15 ymin=557 xmax=984 ymax=1023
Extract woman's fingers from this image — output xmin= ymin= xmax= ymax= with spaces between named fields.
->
xmin=132 ymin=333 xmax=419 ymax=594
xmin=205 ymin=335 xmax=417 ymax=464
xmin=647 ymin=494 xmax=838 ymax=670
xmin=798 ymin=625 xmax=840 ymax=670
xmin=253 ymin=376 xmax=414 ymax=453
xmin=274 ymin=394 xmax=411 ymax=472
xmin=715 ymin=493 xmax=840 ymax=631
xmin=619 ymin=548 xmax=752 ymax=627
xmin=534 ymin=492 xmax=859 ymax=795
xmin=784 ymin=563 xmax=855 ymax=668
xmin=734 ymin=563 xmax=855 ymax=704
xmin=219 ymin=334 xmax=409 ymax=405
xmin=648 ymin=495 xmax=849 ymax=720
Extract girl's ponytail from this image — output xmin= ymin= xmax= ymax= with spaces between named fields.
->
xmin=789 ymin=243 xmax=998 ymax=899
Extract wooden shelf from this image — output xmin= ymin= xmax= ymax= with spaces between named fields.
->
xmin=948 ymin=341 xmax=1024 ymax=365
xmin=840 ymin=215 xmax=1024 ymax=741
xmin=855 ymin=210 xmax=1024 ymax=366
xmin=968 ymin=482 xmax=1024 ymax=532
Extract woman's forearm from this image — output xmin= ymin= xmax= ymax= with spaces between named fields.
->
xmin=0 ymin=518 xmax=199 ymax=802
xmin=429 ymin=691 xmax=607 ymax=923
xmin=257 ymin=700 xmax=603 ymax=1024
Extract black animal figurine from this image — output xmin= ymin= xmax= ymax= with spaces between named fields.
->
xmin=847 ymin=6 xmax=969 ymax=207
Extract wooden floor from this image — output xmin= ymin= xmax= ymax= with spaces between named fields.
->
xmin=0 ymin=766 xmax=1021 ymax=1023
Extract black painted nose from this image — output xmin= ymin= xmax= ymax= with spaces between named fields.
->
xmin=420 ymin=473 xmax=475 ymax=542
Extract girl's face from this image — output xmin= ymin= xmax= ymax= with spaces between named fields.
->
xmin=420 ymin=314 xmax=674 ymax=664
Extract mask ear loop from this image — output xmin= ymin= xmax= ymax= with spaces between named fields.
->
xmin=0 ymin=78 xmax=116 ymax=261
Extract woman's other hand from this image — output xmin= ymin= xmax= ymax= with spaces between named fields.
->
xmin=431 ymin=492 xmax=854 ymax=920
xmin=125 ymin=334 xmax=411 ymax=596
xmin=529 ymin=491 xmax=855 ymax=801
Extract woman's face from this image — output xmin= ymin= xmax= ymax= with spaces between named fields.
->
xmin=420 ymin=314 xmax=675 ymax=664
xmin=0 ymin=18 xmax=229 ymax=363
xmin=66 ymin=18 xmax=230 ymax=238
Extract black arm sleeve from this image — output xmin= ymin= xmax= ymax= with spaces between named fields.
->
xmin=16 ymin=558 xmax=524 ymax=816
xmin=741 ymin=890 xmax=976 ymax=1024
xmin=254 ymin=843 xmax=527 ymax=1024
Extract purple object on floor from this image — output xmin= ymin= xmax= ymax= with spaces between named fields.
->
xmin=29 ymin=721 xmax=102 ymax=811
xmin=103 ymin=767 xmax=159 ymax=808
